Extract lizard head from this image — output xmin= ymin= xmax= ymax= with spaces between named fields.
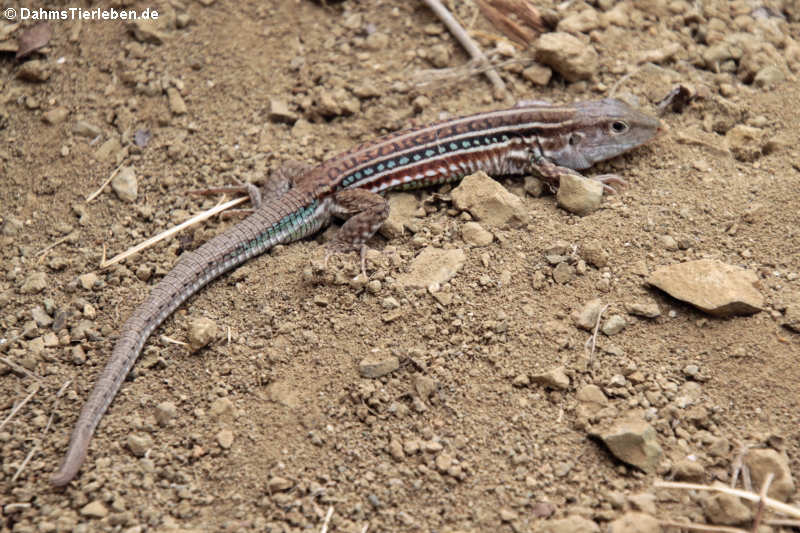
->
xmin=542 ymin=98 xmax=661 ymax=170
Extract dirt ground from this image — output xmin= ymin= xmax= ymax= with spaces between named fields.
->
xmin=1 ymin=1 xmax=799 ymax=532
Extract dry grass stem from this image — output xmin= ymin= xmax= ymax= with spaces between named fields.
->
xmin=0 ymin=356 xmax=43 ymax=381
xmin=421 ymin=0 xmax=506 ymax=95
xmin=658 ymin=520 xmax=747 ymax=533
xmin=0 ymin=384 xmax=41 ymax=432
xmin=655 ymin=480 xmax=800 ymax=519
xmin=44 ymin=380 xmax=72 ymax=434
xmin=36 ymin=234 xmax=72 ymax=262
xmin=86 ymin=161 xmax=126 ymax=203
xmin=585 ymin=304 xmax=609 ymax=361
xmin=99 ymin=196 xmax=247 ymax=268
xmin=320 ymin=506 xmax=333 ymax=533
xmin=751 ymin=472 xmax=774 ymax=532
xmin=11 ymin=444 xmax=38 ymax=483
xmin=161 ymin=335 xmax=188 ymax=347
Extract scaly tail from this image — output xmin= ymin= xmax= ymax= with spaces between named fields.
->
xmin=51 ymin=190 xmax=327 ymax=486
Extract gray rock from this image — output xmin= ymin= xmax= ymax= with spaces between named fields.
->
xmin=598 ymin=419 xmax=663 ymax=473
xmin=20 ymin=272 xmax=48 ymax=294
xmin=625 ymin=300 xmax=661 ymax=318
xmin=359 ymin=355 xmax=400 ymax=378
xmin=112 ymin=166 xmax=138 ymax=203
xmin=572 ymin=298 xmax=605 ymax=330
xmin=648 ymin=259 xmax=763 ymax=317
xmin=602 ymin=314 xmax=627 ymax=335
xmin=531 ymin=367 xmax=570 ymax=390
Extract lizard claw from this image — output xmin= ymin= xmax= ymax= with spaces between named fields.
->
xmin=592 ymin=174 xmax=627 ymax=195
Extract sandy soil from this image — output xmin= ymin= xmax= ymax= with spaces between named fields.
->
xmin=1 ymin=1 xmax=799 ymax=532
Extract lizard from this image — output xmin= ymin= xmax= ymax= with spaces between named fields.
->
xmin=51 ymin=97 xmax=661 ymax=486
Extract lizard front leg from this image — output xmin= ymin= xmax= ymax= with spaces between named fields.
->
xmin=324 ymin=189 xmax=390 ymax=278
xmin=529 ymin=146 xmax=626 ymax=195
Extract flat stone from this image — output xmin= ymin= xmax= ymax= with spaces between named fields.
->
xmin=80 ymin=500 xmax=108 ymax=518
xmin=461 ymin=222 xmax=493 ymax=246
xmin=534 ymin=32 xmax=599 ymax=82
xmin=540 ymin=515 xmax=600 ymax=533
xmin=625 ymin=300 xmax=661 ymax=318
xmin=42 ymin=107 xmax=69 ymax=125
xmin=608 ymin=512 xmax=660 ymax=533
xmin=398 ymin=247 xmax=465 ymax=289
xmin=20 ymin=272 xmax=48 ymax=294
xmin=702 ymin=488 xmax=752 ymax=525
xmin=531 ymin=367 xmax=570 ymax=390
xmin=743 ymin=448 xmax=795 ymax=501
xmin=572 ymin=298 xmax=605 ymax=330
xmin=167 ymin=88 xmax=187 ymax=115
xmin=648 ymin=259 xmax=763 ymax=317
xmin=451 ymin=171 xmax=526 ymax=227
xmin=598 ymin=419 xmax=663 ymax=473
xmin=359 ymin=355 xmax=400 ymax=378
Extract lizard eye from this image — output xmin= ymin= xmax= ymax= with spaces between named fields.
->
xmin=610 ymin=120 xmax=629 ymax=133
xmin=568 ymin=132 xmax=583 ymax=146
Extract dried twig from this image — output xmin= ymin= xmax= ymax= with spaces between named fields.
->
xmin=421 ymin=0 xmax=506 ymax=96
xmin=86 ymin=161 xmax=126 ymax=203
xmin=655 ymin=481 xmax=800 ymax=519
xmin=0 ymin=384 xmax=41 ymax=432
xmin=99 ymin=196 xmax=247 ymax=268
xmin=36 ymin=234 xmax=73 ymax=262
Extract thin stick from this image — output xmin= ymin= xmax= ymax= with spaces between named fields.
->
xmin=585 ymin=304 xmax=609 ymax=361
xmin=36 ymin=234 xmax=72 ymax=261
xmin=655 ymin=481 xmax=800 ymax=519
xmin=44 ymin=380 xmax=71 ymax=434
xmin=658 ymin=520 xmax=747 ymax=533
xmin=99 ymin=196 xmax=247 ymax=268
xmin=320 ymin=506 xmax=334 ymax=533
xmin=11 ymin=444 xmax=38 ymax=483
xmin=751 ymin=473 xmax=774 ymax=532
xmin=0 ymin=356 xmax=43 ymax=381
xmin=86 ymin=161 xmax=125 ymax=203
xmin=421 ymin=0 xmax=506 ymax=96
xmin=161 ymin=335 xmax=188 ymax=347
xmin=0 ymin=384 xmax=40 ymax=431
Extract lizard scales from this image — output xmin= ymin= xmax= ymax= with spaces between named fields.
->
xmin=51 ymin=98 xmax=660 ymax=486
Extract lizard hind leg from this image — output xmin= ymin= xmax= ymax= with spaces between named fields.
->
xmin=324 ymin=189 xmax=390 ymax=278
xmin=188 ymin=160 xmax=314 ymax=216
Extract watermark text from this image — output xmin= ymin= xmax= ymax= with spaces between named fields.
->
xmin=3 ymin=7 xmax=159 ymax=21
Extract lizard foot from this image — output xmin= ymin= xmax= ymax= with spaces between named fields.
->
xmin=591 ymin=174 xmax=627 ymax=195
